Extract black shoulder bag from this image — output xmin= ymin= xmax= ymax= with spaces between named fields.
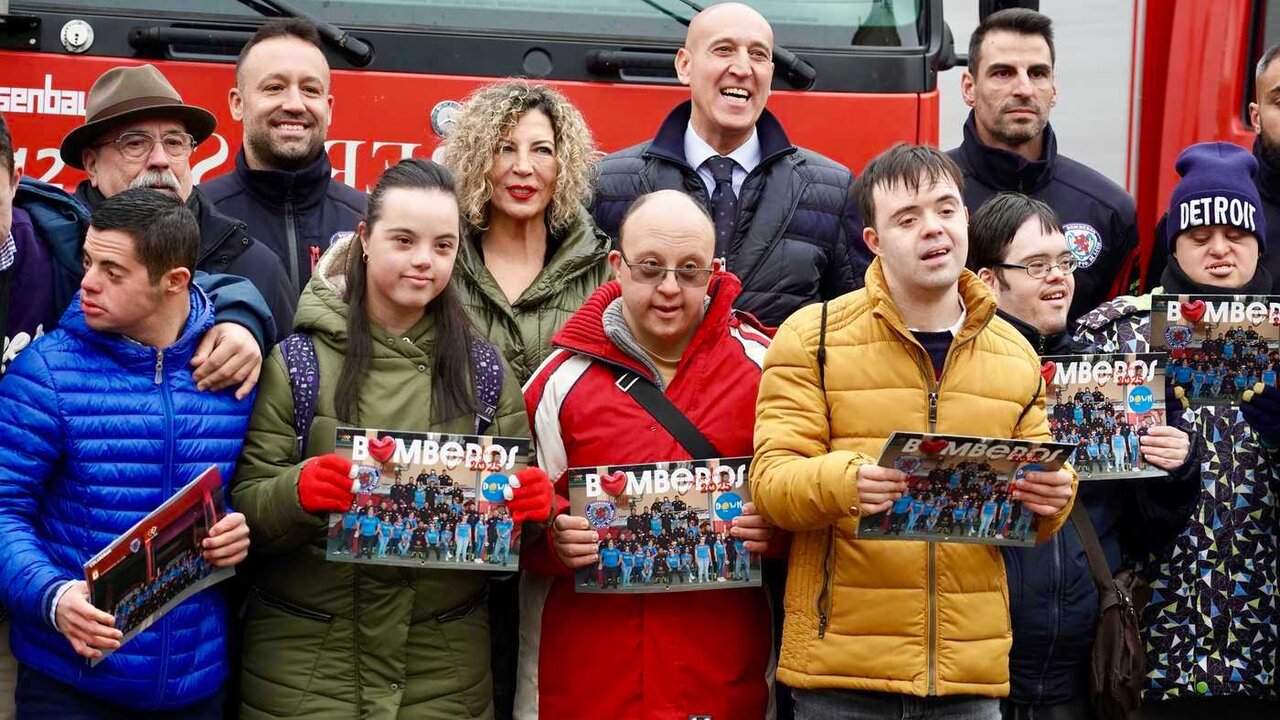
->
xmin=609 ymin=366 xmax=721 ymax=460
xmin=1071 ymin=503 xmax=1152 ymax=720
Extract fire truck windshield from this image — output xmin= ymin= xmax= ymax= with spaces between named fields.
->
xmin=18 ymin=0 xmax=925 ymax=50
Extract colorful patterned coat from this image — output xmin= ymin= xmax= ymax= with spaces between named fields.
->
xmin=1075 ymin=290 xmax=1279 ymax=700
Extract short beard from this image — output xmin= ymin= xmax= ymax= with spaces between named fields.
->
xmin=1260 ymin=133 xmax=1280 ymax=169
xmin=989 ymin=118 xmax=1047 ymax=149
xmin=245 ymin=125 xmax=325 ymax=172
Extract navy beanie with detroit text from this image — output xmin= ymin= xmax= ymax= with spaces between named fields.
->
xmin=1166 ymin=141 xmax=1266 ymax=254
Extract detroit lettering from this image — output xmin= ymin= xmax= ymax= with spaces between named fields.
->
xmin=350 ymin=435 xmax=521 ymax=470
xmin=1053 ymin=358 xmax=1158 ymax=386
xmin=1178 ymin=196 xmax=1258 ymax=233
xmin=900 ymin=438 xmax=1068 ymax=464
xmin=1166 ymin=298 xmax=1280 ymax=326
xmin=582 ymin=463 xmax=747 ymax=498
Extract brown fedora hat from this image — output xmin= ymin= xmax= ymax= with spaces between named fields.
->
xmin=60 ymin=64 xmax=217 ymax=170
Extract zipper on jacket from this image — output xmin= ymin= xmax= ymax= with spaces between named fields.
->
xmin=902 ymin=321 xmax=984 ymax=697
xmin=816 ymin=525 xmax=835 ymax=638
xmin=156 ymin=348 xmax=176 ymax=705
xmin=284 ymin=197 xmax=300 ymax=292
xmin=1035 ymin=532 xmax=1064 ymax=702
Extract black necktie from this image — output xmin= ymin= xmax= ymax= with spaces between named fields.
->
xmin=705 ymin=156 xmax=737 ymax=260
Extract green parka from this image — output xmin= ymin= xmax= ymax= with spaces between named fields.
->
xmin=231 ymin=235 xmax=530 ymax=720
xmin=455 ymin=205 xmax=611 ymax=384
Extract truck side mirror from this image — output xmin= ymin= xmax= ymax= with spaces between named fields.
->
xmin=935 ymin=22 xmax=966 ymax=72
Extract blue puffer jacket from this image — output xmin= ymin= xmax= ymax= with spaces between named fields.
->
xmin=0 ymin=286 xmax=254 ymax=710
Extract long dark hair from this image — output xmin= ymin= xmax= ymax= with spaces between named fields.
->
xmin=335 ymin=158 xmax=478 ymax=425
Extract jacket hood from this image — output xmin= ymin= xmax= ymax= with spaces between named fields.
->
xmin=645 ymin=100 xmax=797 ymax=168
xmin=457 ymin=204 xmax=610 ymax=315
xmin=293 ymin=232 xmax=439 ymax=348
xmin=863 ymin=256 xmax=998 ymax=343
xmin=232 ymin=147 xmax=336 ymax=212
xmin=551 ymin=270 xmax=746 ymax=381
xmin=293 ymin=230 xmax=357 ymax=340
xmin=958 ymin=111 xmax=1058 ymax=193
xmin=59 ymin=284 xmax=215 ymax=372
xmin=15 ymin=177 xmax=88 ymax=310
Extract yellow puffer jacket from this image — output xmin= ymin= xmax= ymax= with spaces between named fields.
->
xmin=751 ymin=258 xmax=1075 ymax=698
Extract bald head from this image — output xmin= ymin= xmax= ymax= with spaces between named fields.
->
xmin=618 ymin=190 xmax=715 ymax=256
xmin=610 ymin=190 xmax=720 ymax=360
xmin=685 ymin=3 xmax=773 ymax=51
xmin=675 ymin=3 xmax=774 ymax=156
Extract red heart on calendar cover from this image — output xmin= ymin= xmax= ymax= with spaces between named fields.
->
xmin=601 ymin=470 xmax=628 ymax=497
xmin=368 ymin=435 xmax=396 ymax=464
xmin=1180 ymin=300 xmax=1206 ymax=324
xmin=1040 ymin=361 xmax=1056 ymax=386
xmin=919 ymin=437 xmax=947 ymax=455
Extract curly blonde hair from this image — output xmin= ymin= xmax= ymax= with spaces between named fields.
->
xmin=443 ymin=80 xmax=596 ymax=234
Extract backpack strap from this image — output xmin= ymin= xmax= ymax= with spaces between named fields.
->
xmin=817 ymin=301 xmax=829 ymax=391
xmin=468 ymin=337 xmax=504 ymax=435
xmin=281 ymin=332 xmax=503 ymax=448
xmin=0 ymin=267 xmax=13 ymax=362
xmin=280 ymin=333 xmax=320 ymax=462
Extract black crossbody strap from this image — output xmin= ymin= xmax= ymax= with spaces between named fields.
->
xmin=817 ymin=301 xmax=828 ymax=391
xmin=1070 ymin=503 xmax=1114 ymax=590
xmin=609 ymin=365 xmax=721 ymax=460
xmin=0 ymin=268 xmax=13 ymax=355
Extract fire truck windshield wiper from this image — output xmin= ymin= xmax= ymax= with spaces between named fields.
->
xmin=237 ymin=0 xmax=374 ymax=67
xmin=640 ymin=0 xmax=817 ymax=89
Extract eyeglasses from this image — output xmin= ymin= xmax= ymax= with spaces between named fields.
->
xmin=996 ymin=257 xmax=1079 ymax=279
xmin=619 ymin=249 xmax=713 ymax=288
xmin=96 ymin=131 xmax=196 ymax=160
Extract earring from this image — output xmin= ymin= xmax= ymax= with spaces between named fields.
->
xmin=362 ymin=253 xmax=369 ymax=263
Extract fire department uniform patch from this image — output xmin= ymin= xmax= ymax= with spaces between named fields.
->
xmin=1064 ymin=222 xmax=1104 ymax=269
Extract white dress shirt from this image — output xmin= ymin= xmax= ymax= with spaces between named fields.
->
xmin=683 ymin=122 xmax=761 ymax=199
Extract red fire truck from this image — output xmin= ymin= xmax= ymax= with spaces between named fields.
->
xmin=0 ymin=0 xmax=952 ymax=193
xmin=1 ymin=0 xmax=1276 ymax=290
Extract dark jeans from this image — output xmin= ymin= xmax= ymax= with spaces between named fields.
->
xmin=793 ymin=688 xmax=1000 ymax=720
xmin=16 ymin=665 xmax=222 ymax=720
xmin=1001 ymin=696 xmax=1093 ymax=720
xmin=1131 ymin=696 xmax=1278 ymax=720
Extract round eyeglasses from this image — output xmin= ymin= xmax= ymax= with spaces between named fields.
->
xmin=619 ymin=249 xmax=714 ymax=288
xmin=95 ymin=131 xmax=196 ymax=160
xmin=996 ymin=257 xmax=1079 ymax=279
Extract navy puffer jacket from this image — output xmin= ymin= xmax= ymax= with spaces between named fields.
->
xmin=591 ymin=101 xmax=860 ymax=328
xmin=0 ymin=286 xmax=254 ymax=710
xmin=998 ymin=311 xmax=1200 ymax=706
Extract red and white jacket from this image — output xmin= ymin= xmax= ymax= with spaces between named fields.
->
xmin=517 ymin=273 xmax=775 ymax=720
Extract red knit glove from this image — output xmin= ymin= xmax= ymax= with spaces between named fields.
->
xmin=503 ymin=467 xmax=554 ymax=524
xmin=298 ymin=454 xmax=358 ymax=514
